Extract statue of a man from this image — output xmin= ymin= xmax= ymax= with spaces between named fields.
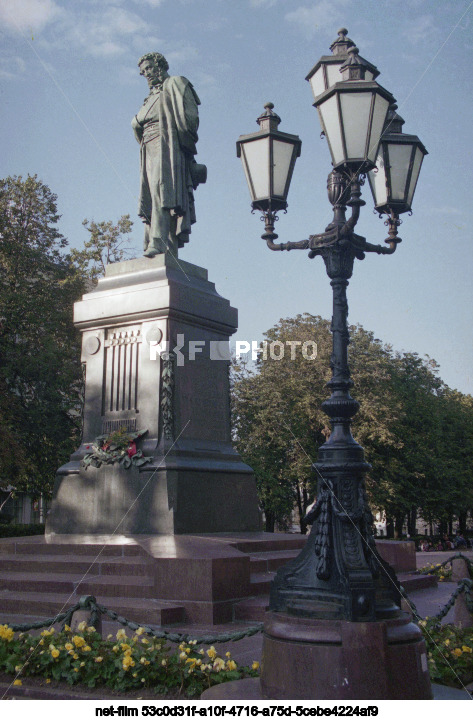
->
xmin=132 ymin=52 xmax=206 ymax=257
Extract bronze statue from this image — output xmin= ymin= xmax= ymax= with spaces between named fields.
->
xmin=132 ymin=52 xmax=206 ymax=257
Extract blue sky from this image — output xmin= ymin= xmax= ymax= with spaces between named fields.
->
xmin=1 ymin=0 xmax=472 ymax=395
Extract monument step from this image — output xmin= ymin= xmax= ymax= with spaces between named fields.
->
xmin=233 ymin=537 xmax=306 ymax=554
xmin=397 ymin=572 xmax=437 ymax=592
xmin=0 ymin=540 xmax=146 ymax=557
xmin=0 ymin=589 xmax=185 ymax=626
xmin=249 ymin=572 xmax=274 ymax=595
xmin=248 ymin=549 xmax=300 ymax=573
xmin=234 ymin=596 xmax=269 ymax=622
xmin=0 ymin=554 xmax=152 ymax=577
xmin=0 ymin=571 xmax=156 ymax=598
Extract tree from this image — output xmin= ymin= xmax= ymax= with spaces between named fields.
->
xmin=0 ymin=175 xmax=85 ymax=496
xmin=231 ymin=313 xmax=473 ymax=535
xmin=70 ymin=215 xmax=134 ymax=284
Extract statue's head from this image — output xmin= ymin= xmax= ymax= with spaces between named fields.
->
xmin=138 ymin=53 xmax=169 ymax=88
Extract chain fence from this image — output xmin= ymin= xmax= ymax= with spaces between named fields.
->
xmin=3 ymin=554 xmax=473 ymax=644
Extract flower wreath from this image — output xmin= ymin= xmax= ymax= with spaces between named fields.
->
xmin=82 ymin=428 xmax=152 ymax=470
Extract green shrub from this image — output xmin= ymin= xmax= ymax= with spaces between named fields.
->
xmin=0 ymin=624 xmax=260 ymax=697
xmin=0 ymin=524 xmax=45 ymax=538
xmin=420 ymin=618 xmax=473 ymax=688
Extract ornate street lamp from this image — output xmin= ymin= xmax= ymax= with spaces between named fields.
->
xmin=237 ymin=30 xmax=431 ymax=700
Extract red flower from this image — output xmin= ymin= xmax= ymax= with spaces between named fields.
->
xmin=102 ymin=442 xmax=110 ymax=451
xmin=127 ymin=442 xmax=137 ymax=458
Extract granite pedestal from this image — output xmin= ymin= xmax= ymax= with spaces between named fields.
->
xmin=46 ymin=255 xmax=261 ymax=537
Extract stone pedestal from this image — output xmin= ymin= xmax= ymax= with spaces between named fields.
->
xmin=259 ymin=611 xmax=432 ymax=700
xmin=46 ymin=255 xmax=261 ymax=537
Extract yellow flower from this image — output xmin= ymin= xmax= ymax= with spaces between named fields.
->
xmin=122 ymin=656 xmax=135 ymax=671
xmin=207 ymin=646 xmax=217 ymax=660
xmin=453 ymin=648 xmax=463 ymax=657
xmin=121 ymin=643 xmax=131 ymax=652
xmin=74 ymin=668 xmax=79 ymax=673
xmin=225 ymin=652 xmax=232 ymax=658
xmin=462 ymin=646 xmax=472 ymax=653
xmin=95 ymin=657 xmax=103 ymax=663
xmin=64 ymin=625 xmax=71 ymax=632
xmin=107 ymin=634 xmax=113 ymax=640
xmin=226 ymin=660 xmax=237 ymax=671
xmin=72 ymin=636 xmax=85 ymax=648
xmin=136 ymin=627 xmax=145 ymax=636
xmin=113 ymin=645 xmax=119 ymax=653
xmin=83 ymin=646 xmax=91 ymax=653
xmin=77 ymin=621 xmax=87 ymax=632
xmin=13 ymin=680 xmax=22 ymax=686
xmin=73 ymin=653 xmax=78 ymax=660
xmin=14 ymin=665 xmax=22 ymax=672
xmin=65 ymin=642 xmax=73 ymax=651
xmin=198 ymin=648 xmax=205 ymax=655
xmin=189 ymin=640 xmax=197 ymax=646
xmin=141 ymin=638 xmax=149 ymax=645
xmin=46 ymin=679 xmax=51 ymax=684
xmin=86 ymin=626 xmax=96 ymax=633
xmin=51 ymin=649 xmax=60 ymax=659
xmin=161 ymin=659 xmax=167 ymax=667
xmin=179 ymin=651 xmax=187 ymax=660
xmin=140 ymin=657 xmax=150 ymax=665
xmin=40 ymin=629 xmax=52 ymax=637
xmin=213 ymin=657 xmax=225 ymax=672
xmin=116 ymin=629 xmax=127 ymax=640
xmin=444 ymin=639 xmax=450 ymax=646
xmin=141 ymin=678 xmax=145 ymax=683
xmin=252 ymin=661 xmax=260 ymax=671
xmin=80 ymin=661 xmax=85 ymax=667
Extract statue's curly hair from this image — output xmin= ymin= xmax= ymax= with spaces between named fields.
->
xmin=138 ymin=52 xmax=169 ymax=72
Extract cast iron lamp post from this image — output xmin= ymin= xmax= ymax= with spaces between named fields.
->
xmin=237 ymin=29 xmax=430 ymax=700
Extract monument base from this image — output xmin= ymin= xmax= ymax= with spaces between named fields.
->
xmin=259 ymin=611 xmax=432 ymax=699
xmin=46 ymin=463 xmax=261 ymax=536
xmin=46 ymin=255 xmax=261 ymax=536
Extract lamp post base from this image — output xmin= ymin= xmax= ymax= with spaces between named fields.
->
xmin=260 ymin=611 xmax=432 ymax=700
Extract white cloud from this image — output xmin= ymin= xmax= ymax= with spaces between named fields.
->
xmin=285 ymin=1 xmax=352 ymax=39
xmin=0 ymin=0 xmax=62 ymax=34
xmin=132 ymin=0 xmax=165 ymax=6
xmin=249 ymin=0 xmax=280 ymax=7
xmin=402 ymin=15 xmax=439 ymax=45
xmin=0 ymin=54 xmax=26 ymax=79
xmin=56 ymin=7 xmax=149 ymax=58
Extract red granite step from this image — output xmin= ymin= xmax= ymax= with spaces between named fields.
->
xmin=0 ymin=540 xmax=145 ymax=557
xmin=397 ymin=572 xmax=437 ymax=592
xmin=0 ymin=589 xmax=184 ymax=625
xmin=0 ymin=571 xmax=156 ymax=598
xmin=0 ymin=554 xmax=152 ymax=577
xmin=234 ymin=596 xmax=269 ymax=622
xmin=249 ymin=549 xmax=300 ymax=573
xmin=232 ymin=537 xmax=306 ymax=554
xmin=249 ymin=572 xmax=274 ymax=595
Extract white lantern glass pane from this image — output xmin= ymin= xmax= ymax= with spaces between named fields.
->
xmin=242 ymin=137 xmax=270 ymax=201
xmin=369 ymin=150 xmax=388 ymax=206
xmin=340 ymin=92 xmax=372 ymax=160
xmin=318 ymin=94 xmax=344 ymax=166
xmin=367 ymin=94 xmax=390 ymax=163
xmin=407 ymin=146 xmax=424 ymax=206
xmin=272 ymin=140 xmax=294 ymax=197
xmin=387 ymin=143 xmax=412 ymax=200
xmin=309 ymin=67 xmax=326 ymax=100
xmin=326 ymin=63 xmax=342 ymax=88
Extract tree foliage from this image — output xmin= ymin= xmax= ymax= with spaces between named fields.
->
xmin=231 ymin=313 xmax=473 ymax=534
xmin=0 ymin=176 xmax=86 ymax=496
xmin=70 ymin=215 xmax=134 ymax=284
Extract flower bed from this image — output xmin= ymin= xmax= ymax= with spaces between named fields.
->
xmin=419 ymin=618 xmax=473 ymax=688
xmin=0 ymin=623 xmax=259 ymax=697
